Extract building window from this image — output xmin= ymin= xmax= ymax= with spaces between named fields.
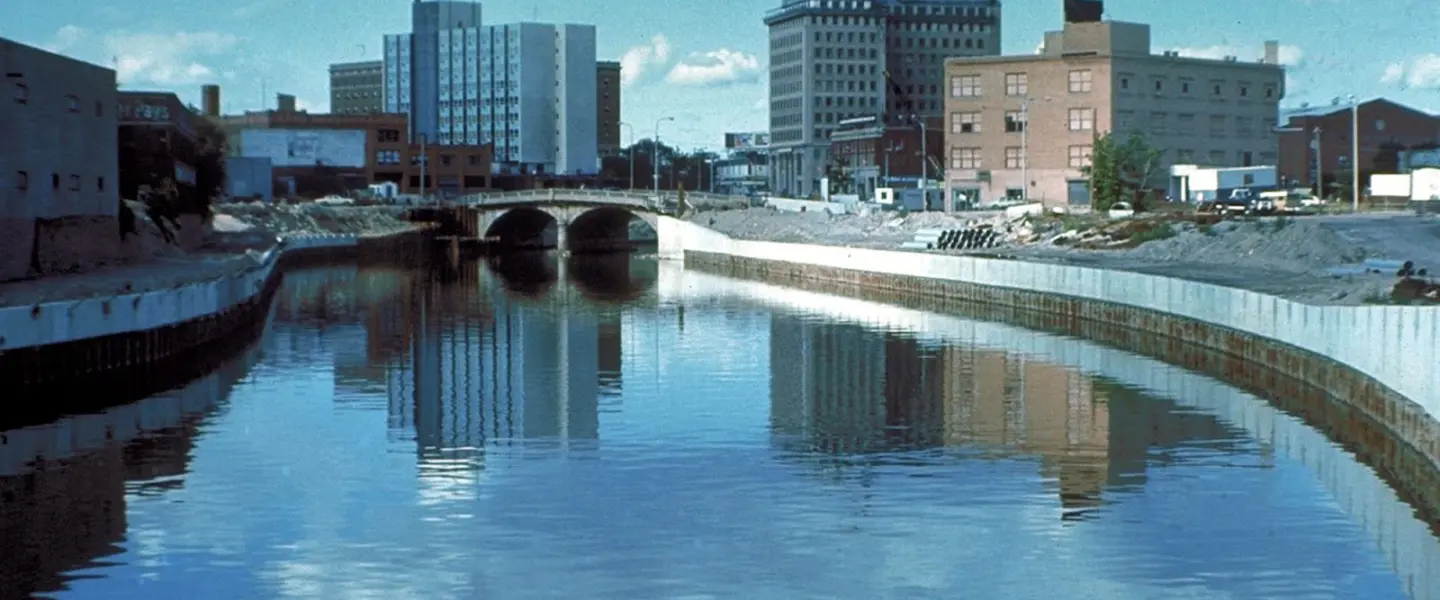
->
xmin=376 ymin=129 xmax=401 ymax=143
xmin=1005 ymin=110 xmax=1027 ymax=133
xmin=440 ymin=154 xmax=453 ymax=166
xmin=950 ymin=111 xmax=981 ymax=133
xmin=951 ymin=75 xmax=980 ymax=97
xmin=51 ymin=173 xmax=59 ymax=189
xmin=13 ymin=83 xmax=27 ymax=104
xmin=468 ymin=154 xmax=482 ymax=165
xmin=1004 ymin=73 xmax=1027 ymax=96
xmin=1068 ymin=108 xmax=1094 ymax=131
xmin=14 ymin=171 xmax=27 ymax=190
xmin=1181 ymin=81 xmax=1192 ymax=94
xmin=1213 ymin=83 xmax=1223 ymax=96
xmin=1005 ymin=146 xmax=1025 ymax=169
xmin=1068 ymin=145 xmax=1093 ymax=169
xmin=68 ymin=174 xmax=81 ymax=191
xmin=97 ymin=176 xmax=104 ymax=191
xmin=1264 ymin=85 xmax=1276 ymax=99
xmin=1239 ymin=85 xmax=1249 ymax=97
xmin=1119 ymin=77 xmax=1129 ymax=90
xmin=94 ymin=100 xmax=104 ymax=117
xmin=1068 ymin=69 xmax=1092 ymax=93
xmin=65 ymin=95 xmax=80 ymax=112
xmin=951 ymin=147 xmax=981 ymax=169
xmin=375 ymin=150 xmax=401 ymax=165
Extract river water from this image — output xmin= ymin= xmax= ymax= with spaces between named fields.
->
xmin=2 ymin=254 xmax=1438 ymax=600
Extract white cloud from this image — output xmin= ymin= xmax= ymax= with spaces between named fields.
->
xmin=618 ymin=35 xmax=672 ymax=87
xmin=666 ymin=49 xmax=763 ymax=87
xmin=1378 ymin=54 xmax=1440 ymax=90
xmin=41 ymin=26 xmax=240 ymax=87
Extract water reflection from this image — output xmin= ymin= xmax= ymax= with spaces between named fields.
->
xmin=0 ymin=342 xmax=263 ymax=597
xmin=2 ymin=260 xmax=1436 ymax=599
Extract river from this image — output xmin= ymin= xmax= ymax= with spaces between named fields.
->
xmin=2 ymin=253 xmax=1437 ymax=600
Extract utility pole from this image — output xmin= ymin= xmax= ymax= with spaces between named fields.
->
xmin=1020 ymin=98 xmax=1029 ymax=203
xmin=653 ymin=116 xmax=674 ymax=198
xmin=1312 ymin=125 xmax=1323 ymax=198
xmin=1350 ymin=95 xmax=1360 ymax=212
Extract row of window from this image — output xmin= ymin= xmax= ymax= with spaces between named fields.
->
xmin=950 ymin=108 xmax=1094 ymax=133
xmin=13 ymin=171 xmax=105 ymax=193
xmin=1118 ymin=75 xmax=1277 ymax=100
xmin=949 ymin=145 xmax=1093 ymax=170
xmin=12 ymin=82 xmax=105 ymax=116
xmin=375 ymin=151 xmax=487 ymax=166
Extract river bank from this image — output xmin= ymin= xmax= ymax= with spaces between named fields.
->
xmin=687 ymin=207 xmax=1439 ymax=305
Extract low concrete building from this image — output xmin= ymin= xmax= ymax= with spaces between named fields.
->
xmin=714 ymin=152 xmax=770 ymax=196
xmin=943 ymin=20 xmax=1286 ymax=208
xmin=0 ymin=38 xmax=119 ymax=282
xmin=224 ymin=156 xmax=274 ymax=202
xmin=217 ymin=108 xmax=492 ymax=198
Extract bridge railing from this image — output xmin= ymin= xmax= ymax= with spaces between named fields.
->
xmin=452 ymin=189 xmax=754 ymax=213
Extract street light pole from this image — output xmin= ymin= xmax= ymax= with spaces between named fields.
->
xmin=620 ymin=121 xmax=635 ymax=189
xmin=1312 ymin=125 xmax=1323 ymax=198
xmin=653 ymin=116 xmax=675 ymax=198
xmin=1350 ymin=95 xmax=1360 ymax=212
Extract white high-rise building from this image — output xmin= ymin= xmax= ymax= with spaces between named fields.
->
xmin=382 ymin=1 xmax=598 ymax=174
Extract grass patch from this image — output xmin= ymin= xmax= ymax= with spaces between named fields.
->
xmin=1129 ymin=223 xmax=1178 ymax=245
xmin=1197 ymin=223 xmax=1216 ymax=236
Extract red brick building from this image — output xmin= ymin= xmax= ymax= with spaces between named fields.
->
xmin=828 ymin=115 xmax=944 ymax=199
xmin=1278 ymin=98 xmax=1440 ymax=193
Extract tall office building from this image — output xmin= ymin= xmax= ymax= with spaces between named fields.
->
xmin=382 ymin=1 xmax=598 ymax=174
xmin=763 ymin=0 xmax=1001 ymax=197
xmin=597 ymin=60 xmax=622 ymax=156
xmin=329 ymin=60 xmax=385 ymax=114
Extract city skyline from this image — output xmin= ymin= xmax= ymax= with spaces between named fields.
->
xmin=2 ymin=0 xmax=1438 ymax=151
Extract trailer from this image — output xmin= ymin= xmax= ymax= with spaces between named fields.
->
xmin=1410 ymin=168 xmax=1440 ymax=215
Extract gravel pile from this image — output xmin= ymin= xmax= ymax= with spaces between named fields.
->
xmin=1125 ymin=219 xmax=1369 ymax=273
xmin=213 ymin=203 xmax=415 ymax=236
xmin=690 ymin=207 xmax=974 ymax=247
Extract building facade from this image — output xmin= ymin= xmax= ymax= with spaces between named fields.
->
xmin=764 ymin=0 xmax=1001 ymax=198
xmin=116 ymin=91 xmax=203 ymax=214
xmin=714 ymin=152 xmax=770 ymax=196
xmin=597 ymin=60 xmax=622 ymax=157
xmin=0 ymin=38 xmax=119 ymax=282
xmin=829 ymin=115 xmax=944 ymax=199
xmin=943 ymin=21 xmax=1286 ymax=208
xmin=1277 ymin=99 xmax=1440 ymax=193
xmin=383 ymin=3 xmax=598 ymax=175
xmin=218 ymin=110 xmax=491 ymax=197
xmin=329 ymin=60 xmax=384 ymax=115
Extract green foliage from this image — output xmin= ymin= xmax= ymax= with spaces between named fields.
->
xmin=1128 ymin=222 xmax=1177 ymax=245
xmin=1081 ymin=130 xmax=1163 ymax=211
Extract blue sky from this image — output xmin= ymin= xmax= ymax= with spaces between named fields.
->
xmin=4 ymin=0 xmax=1438 ymax=151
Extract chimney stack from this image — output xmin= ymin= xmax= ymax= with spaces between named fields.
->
xmin=1264 ymin=40 xmax=1279 ymax=65
xmin=277 ymin=93 xmax=297 ymax=113
xmin=201 ymin=84 xmax=221 ymax=116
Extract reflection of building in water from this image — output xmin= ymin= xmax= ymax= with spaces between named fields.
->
xmin=0 ymin=348 xmax=255 ymax=596
xmin=768 ymin=314 xmax=1239 ymax=518
xmin=385 ymin=279 xmax=602 ymax=462
xmin=597 ymin=312 xmax=623 ymax=397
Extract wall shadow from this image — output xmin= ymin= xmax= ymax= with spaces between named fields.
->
xmin=566 ymin=254 xmax=658 ymax=304
xmin=485 ymin=251 xmax=558 ymax=298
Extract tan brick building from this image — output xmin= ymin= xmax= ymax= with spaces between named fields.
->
xmin=942 ymin=20 xmax=1285 ymax=208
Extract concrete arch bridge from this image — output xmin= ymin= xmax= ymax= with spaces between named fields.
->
xmin=426 ymin=189 xmax=743 ymax=253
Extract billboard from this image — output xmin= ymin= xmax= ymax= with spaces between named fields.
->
xmin=725 ymin=132 xmax=770 ymax=150
xmin=239 ymin=129 xmax=367 ymax=168
xmin=1064 ymin=0 xmax=1103 ymax=23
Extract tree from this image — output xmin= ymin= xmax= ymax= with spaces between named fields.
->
xmin=190 ymin=117 xmax=228 ymax=220
xmin=1082 ymin=130 xmax=1163 ymax=210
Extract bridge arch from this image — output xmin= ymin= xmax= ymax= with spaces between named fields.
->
xmin=566 ymin=206 xmax=656 ymax=254
xmin=484 ymin=207 xmax=560 ymax=250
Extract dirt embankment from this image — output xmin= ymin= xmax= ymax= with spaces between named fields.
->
xmin=687 ymin=205 xmax=1440 ymax=305
xmin=212 ymin=203 xmax=416 ymax=237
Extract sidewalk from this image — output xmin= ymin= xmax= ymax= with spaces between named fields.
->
xmin=0 ymin=252 xmax=262 ymax=308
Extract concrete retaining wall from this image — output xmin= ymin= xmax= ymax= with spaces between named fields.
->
xmin=655 ymin=216 xmax=1440 ymax=428
xmin=0 ymin=233 xmax=361 ymax=351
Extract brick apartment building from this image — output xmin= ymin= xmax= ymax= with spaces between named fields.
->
xmin=215 ymin=101 xmax=492 ymax=197
xmin=943 ymin=20 xmax=1285 ymax=207
xmin=0 ymin=37 xmax=118 ymax=282
xmin=1277 ymin=98 xmax=1440 ymax=193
